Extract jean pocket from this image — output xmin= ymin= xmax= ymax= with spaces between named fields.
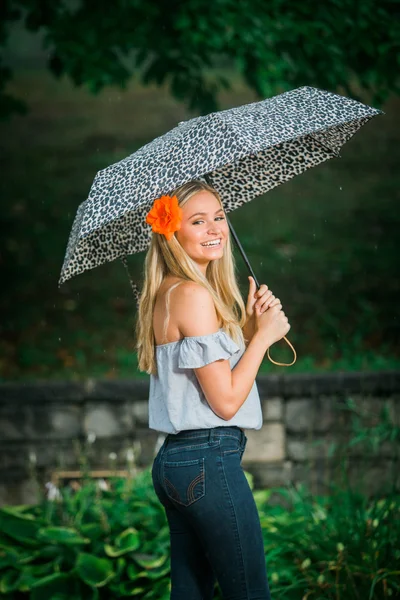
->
xmin=162 ymin=457 xmax=205 ymax=507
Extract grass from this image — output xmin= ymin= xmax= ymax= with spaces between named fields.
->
xmin=1 ymin=64 xmax=399 ymax=381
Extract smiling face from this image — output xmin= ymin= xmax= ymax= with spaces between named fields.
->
xmin=175 ymin=190 xmax=229 ymax=275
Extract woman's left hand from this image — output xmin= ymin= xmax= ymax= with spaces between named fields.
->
xmin=245 ymin=276 xmax=281 ymax=321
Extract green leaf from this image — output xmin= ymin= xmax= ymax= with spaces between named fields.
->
xmin=109 ymin=580 xmax=147 ymax=596
xmin=0 ymin=569 xmax=22 ymax=593
xmin=75 ymin=552 xmax=115 ymax=587
xmin=0 ymin=508 xmax=41 ymax=546
xmin=131 ymin=552 xmax=168 ymax=570
xmin=104 ymin=527 xmax=140 ymax=557
xmin=37 ymin=527 xmax=90 ymax=546
xmin=80 ymin=523 xmax=104 ymax=541
xmin=30 ymin=573 xmax=76 ymax=600
xmin=21 ymin=560 xmax=57 ymax=578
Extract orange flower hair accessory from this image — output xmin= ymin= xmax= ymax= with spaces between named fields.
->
xmin=145 ymin=194 xmax=183 ymax=241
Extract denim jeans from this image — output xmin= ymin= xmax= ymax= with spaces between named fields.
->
xmin=151 ymin=425 xmax=271 ymax=600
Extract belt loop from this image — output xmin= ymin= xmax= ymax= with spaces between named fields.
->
xmin=208 ymin=428 xmax=214 ymax=443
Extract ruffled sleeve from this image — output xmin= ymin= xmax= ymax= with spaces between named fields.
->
xmin=178 ymin=328 xmax=241 ymax=369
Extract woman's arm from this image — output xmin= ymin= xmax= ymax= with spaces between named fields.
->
xmin=175 ymin=282 xmax=271 ymax=420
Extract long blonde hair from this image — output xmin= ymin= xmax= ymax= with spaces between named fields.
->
xmin=134 ymin=180 xmax=247 ymax=375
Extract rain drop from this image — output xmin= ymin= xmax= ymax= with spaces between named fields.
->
xmin=339 ymin=186 xmax=342 ymax=191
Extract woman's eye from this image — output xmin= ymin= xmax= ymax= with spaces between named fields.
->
xmin=193 ymin=216 xmax=225 ymax=225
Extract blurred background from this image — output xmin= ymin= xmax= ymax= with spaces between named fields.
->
xmin=0 ymin=6 xmax=399 ymax=597
xmin=1 ymin=1 xmax=399 ymax=381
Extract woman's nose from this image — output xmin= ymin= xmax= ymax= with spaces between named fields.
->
xmin=208 ymin=222 xmax=221 ymax=233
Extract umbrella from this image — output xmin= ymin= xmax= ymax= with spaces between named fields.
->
xmin=59 ymin=85 xmax=383 ymax=364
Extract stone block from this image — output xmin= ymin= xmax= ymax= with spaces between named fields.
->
xmin=347 ymin=459 xmax=399 ymax=495
xmin=83 ymin=401 xmax=133 ymax=438
xmin=0 ymin=441 xmax=84 ymax=475
xmin=262 ymin=397 xmax=283 ymax=421
xmin=248 ymin=461 xmax=293 ymax=489
xmin=287 ymin=436 xmax=336 ymax=462
xmin=0 ymin=381 xmax=85 ymax=403
xmin=285 ymin=399 xmax=313 ymax=433
xmin=0 ymin=478 xmax=40 ymax=507
xmin=50 ymin=406 xmax=82 ymax=438
xmin=392 ymin=394 xmax=400 ymax=426
xmin=287 ymin=439 xmax=308 ymax=462
xmin=91 ymin=379 xmax=149 ymax=401
xmin=0 ymin=466 xmax=30 ymax=484
xmin=31 ymin=405 xmax=82 ymax=439
xmin=46 ymin=444 xmax=79 ymax=470
xmin=0 ymin=405 xmax=30 ymax=440
xmin=345 ymin=438 xmax=398 ymax=459
xmin=313 ymin=396 xmax=338 ymax=432
xmin=0 ymin=447 xmax=30 ymax=470
xmin=256 ymin=375 xmax=281 ymax=398
xmin=291 ymin=460 xmax=336 ymax=494
xmin=77 ymin=438 xmax=134 ymax=468
xmin=244 ymin=424 xmax=285 ymax=462
xmin=132 ymin=401 xmax=149 ymax=427
xmin=134 ymin=429 xmax=162 ymax=465
xmin=346 ymin=396 xmax=397 ymax=427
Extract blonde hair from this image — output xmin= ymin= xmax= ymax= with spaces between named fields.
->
xmin=134 ymin=180 xmax=247 ymax=375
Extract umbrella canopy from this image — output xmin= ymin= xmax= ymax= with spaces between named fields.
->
xmin=59 ymin=86 xmax=382 ymax=287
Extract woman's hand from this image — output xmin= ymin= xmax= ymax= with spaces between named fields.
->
xmin=245 ymin=276 xmax=281 ymax=318
xmin=243 ymin=276 xmax=282 ymax=342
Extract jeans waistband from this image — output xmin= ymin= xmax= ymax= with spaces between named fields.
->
xmin=166 ymin=426 xmax=245 ymax=445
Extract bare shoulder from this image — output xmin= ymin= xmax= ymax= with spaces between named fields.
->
xmin=172 ymin=281 xmax=219 ymax=337
xmin=173 ymin=281 xmax=214 ymax=307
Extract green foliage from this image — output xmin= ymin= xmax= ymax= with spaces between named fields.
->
xmin=0 ymin=469 xmax=173 ymax=599
xmin=331 ymin=397 xmax=400 ymax=458
xmin=1 ymin=0 xmax=400 ymax=119
xmin=259 ymin=488 xmax=400 ymax=599
xmin=261 ymin=402 xmax=400 ymax=599
xmin=0 ymin=403 xmax=399 ymax=598
xmin=1 ymin=472 xmax=399 ymax=599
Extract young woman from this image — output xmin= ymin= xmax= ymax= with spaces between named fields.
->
xmin=135 ymin=180 xmax=290 ymax=599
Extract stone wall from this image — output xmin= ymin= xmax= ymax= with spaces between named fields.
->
xmin=0 ymin=371 xmax=399 ymax=505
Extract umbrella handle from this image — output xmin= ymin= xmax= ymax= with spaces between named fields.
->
xmin=267 ymin=336 xmax=297 ymax=367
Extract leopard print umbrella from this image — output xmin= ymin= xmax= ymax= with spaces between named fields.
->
xmin=59 ymin=85 xmax=382 ymax=304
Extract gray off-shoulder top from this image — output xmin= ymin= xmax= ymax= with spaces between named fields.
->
xmin=148 ymin=327 xmax=263 ymax=434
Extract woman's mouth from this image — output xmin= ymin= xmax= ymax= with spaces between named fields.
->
xmin=200 ymin=238 xmax=222 ymax=248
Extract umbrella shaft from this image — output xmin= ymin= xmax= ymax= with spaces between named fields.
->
xmin=226 ymin=214 xmax=260 ymax=290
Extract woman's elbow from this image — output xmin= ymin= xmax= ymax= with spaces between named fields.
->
xmin=207 ymin=392 xmax=236 ymax=421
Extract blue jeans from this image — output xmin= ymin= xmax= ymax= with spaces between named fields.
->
xmin=152 ymin=425 xmax=271 ymax=599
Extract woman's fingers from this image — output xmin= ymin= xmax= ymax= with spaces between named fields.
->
xmin=267 ymin=297 xmax=280 ymax=308
xmin=255 ymin=291 xmax=272 ymax=310
xmin=254 ymin=285 xmax=284 ymax=314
